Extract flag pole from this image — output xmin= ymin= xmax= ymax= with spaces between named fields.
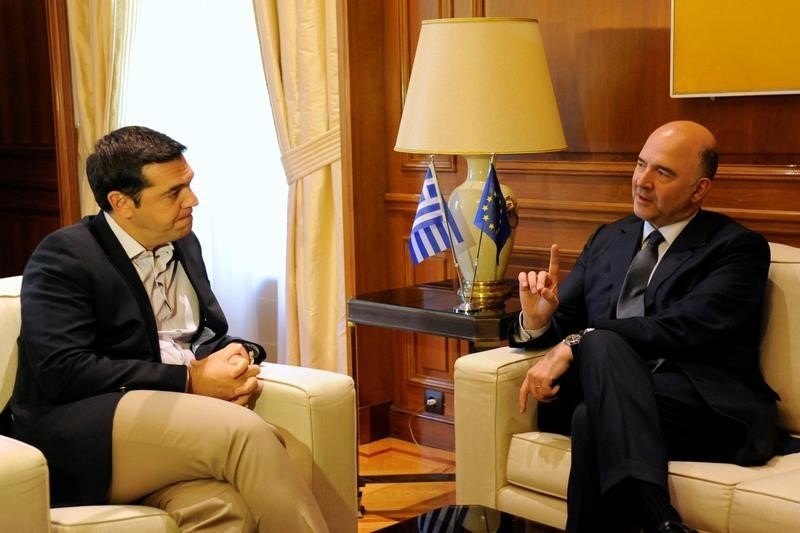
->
xmin=466 ymin=153 xmax=494 ymax=309
xmin=428 ymin=156 xmax=468 ymax=307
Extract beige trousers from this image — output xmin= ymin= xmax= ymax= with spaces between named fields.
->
xmin=108 ymin=390 xmax=329 ymax=532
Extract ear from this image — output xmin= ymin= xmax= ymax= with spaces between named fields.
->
xmin=107 ymin=191 xmax=134 ymax=218
xmin=691 ymin=177 xmax=712 ymax=203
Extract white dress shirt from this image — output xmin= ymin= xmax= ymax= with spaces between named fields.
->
xmin=104 ymin=212 xmax=206 ymax=366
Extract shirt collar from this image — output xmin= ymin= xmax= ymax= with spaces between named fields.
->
xmin=103 ymin=211 xmax=174 ymax=259
xmin=642 ymin=211 xmax=697 ymax=247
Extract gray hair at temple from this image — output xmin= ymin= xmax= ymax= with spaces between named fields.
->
xmin=699 ymin=146 xmax=719 ymax=181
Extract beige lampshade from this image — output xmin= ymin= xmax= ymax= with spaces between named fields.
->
xmin=395 ymin=17 xmax=566 ymax=155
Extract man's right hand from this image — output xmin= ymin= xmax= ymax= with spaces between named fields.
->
xmin=187 ymin=343 xmax=261 ymax=402
xmin=519 ymin=340 xmax=573 ymax=413
xmin=519 ymin=244 xmax=561 ymax=330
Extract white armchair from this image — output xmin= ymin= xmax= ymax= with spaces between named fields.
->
xmin=0 ymin=275 xmax=358 ymax=532
xmin=455 ymin=243 xmax=800 ymax=533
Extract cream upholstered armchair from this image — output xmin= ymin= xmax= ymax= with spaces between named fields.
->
xmin=455 ymin=242 xmax=800 ymax=533
xmin=0 ymin=275 xmax=358 ymax=532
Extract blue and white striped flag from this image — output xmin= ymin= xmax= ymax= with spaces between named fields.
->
xmin=409 ymin=164 xmax=464 ymax=266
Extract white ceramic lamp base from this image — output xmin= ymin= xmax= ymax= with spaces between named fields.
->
xmin=448 ymin=155 xmax=516 ymax=312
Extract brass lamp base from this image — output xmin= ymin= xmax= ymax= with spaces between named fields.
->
xmin=454 ymin=280 xmax=513 ymax=313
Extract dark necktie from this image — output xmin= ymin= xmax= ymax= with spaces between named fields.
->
xmin=616 ymin=230 xmax=665 ymax=318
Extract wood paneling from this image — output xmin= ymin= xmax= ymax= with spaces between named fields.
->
xmin=0 ymin=0 xmax=77 ymax=277
xmin=345 ymin=0 xmax=800 ymax=448
xmin=45 ymin=0 xmax=80 ymax=227
xmin=0 ymin=0 xmax=54 ymax=146
xmin=344 ymin=0 xmax=394 ymax=438
xmin=0 ymin=0 xmax=57 ymax=276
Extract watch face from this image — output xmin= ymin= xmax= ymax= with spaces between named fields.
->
xmin=564 ymin=333 xmax=582 ymax=346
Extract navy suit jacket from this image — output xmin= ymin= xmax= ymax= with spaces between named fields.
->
xmin=510 ymin=209 xmax=777 ymax=464
xmin=11 ymin=213 xmax=264 ymax=506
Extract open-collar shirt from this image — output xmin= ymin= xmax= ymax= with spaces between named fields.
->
xmin=104 ymin=212 xmax=203 ymax=366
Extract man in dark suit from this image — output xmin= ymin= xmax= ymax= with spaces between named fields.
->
xmin=513 ymin=121 xmax=778 ymax=533
xmin=11 ymin=126 xmax=328 ymax=532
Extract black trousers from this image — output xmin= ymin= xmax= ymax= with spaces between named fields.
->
xmin=537 ymin=330 xmax=744 ymax=532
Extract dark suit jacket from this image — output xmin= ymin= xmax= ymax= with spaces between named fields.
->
xmin=510 ymin=209 xmax=777 ymax=465
xmin=11 ymin=213 xmax=264 ymax=506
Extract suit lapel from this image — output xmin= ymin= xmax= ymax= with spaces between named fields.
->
xmin=646 ymin=210 xmax=712 ymax=305
xmin=89 ymin=213 xmax=160 ymax=356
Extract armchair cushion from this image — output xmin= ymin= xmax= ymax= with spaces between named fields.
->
xmin=0 ymin=275 xmax=21 ymax=413
xmin=0 ymin=434 xmax=50 ymax=532
xmin=668 ymin=455 xmax=800 ymax=532
xmin=50 ymin=506 xmax=178 ymax=532
xmin=256 ymin=362 xmax=357 ymax=533
xmin=759 ymin=242 xmax=800 ymax=433
xmin=506 ymin=432 xmax=571 ymax=499
xmin=730 ymin=469 xmax=800 ymax=532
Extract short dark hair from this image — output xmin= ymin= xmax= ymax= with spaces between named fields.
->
xmin=699 ymin=146 xmax=719 ymax=180
xmin=86 ymin=126 xmax=187 ymax=211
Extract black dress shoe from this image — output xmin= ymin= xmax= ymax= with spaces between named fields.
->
xmin=654 ymin=520 xmax=698 ymax=533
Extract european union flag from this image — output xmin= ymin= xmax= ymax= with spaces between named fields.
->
xmin=473 ymin=163 xmax=511 ymax=264
xmin=409 ymin=165 xmax=464 ymax=265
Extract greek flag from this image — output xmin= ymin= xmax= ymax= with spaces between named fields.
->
xmin=409 ymin=164 xmax=463 ymax=266
xmin=473 ymin=163 xmax=511 ymax=264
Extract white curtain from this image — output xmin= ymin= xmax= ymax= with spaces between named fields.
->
xmin=252 ymin=0 xmax=348 ymax=373
xmin=66 ymin=0 xmax=138 ymax=216
xmin=120 ymin=1 xmax=286 ymax=359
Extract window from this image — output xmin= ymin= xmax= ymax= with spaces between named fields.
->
xmin=121 ymin=0 xmax=285 ymax=357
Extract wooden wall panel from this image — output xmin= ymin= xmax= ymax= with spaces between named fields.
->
xmin=346 ymin=0 xmax=800 ymax=447
xmin=0 ymin=0 xmax=61 ymax=277
xmin=46 ymin=0 xmax=81 ymax=226
xmin=345 ymin=0 xmax=394 ymax=442
xmin=0 ymin=0 xmax=55 ymax=146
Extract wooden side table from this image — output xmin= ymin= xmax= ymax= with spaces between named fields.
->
xmin=347 ymin=279 xmax=521 ymax=352
xmin=347 ymin=280 xmax=521 ymax=488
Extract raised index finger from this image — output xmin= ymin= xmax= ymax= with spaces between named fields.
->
xmin=548 ymin=244 xmax=560 ymax=281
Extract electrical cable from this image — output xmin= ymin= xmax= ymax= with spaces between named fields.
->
xmin=408 ymin=397 xmax=438 ymax=446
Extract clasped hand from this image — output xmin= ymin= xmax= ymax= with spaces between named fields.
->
xmin=188 ymin=342 xmax=262 ymax=407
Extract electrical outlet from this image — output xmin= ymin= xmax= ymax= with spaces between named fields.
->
xmin=424 ymin=389 xmax=444 ymax=415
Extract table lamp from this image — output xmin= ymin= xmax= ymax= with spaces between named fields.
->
xmin=395 ymin=17 xmax=566 ymax=312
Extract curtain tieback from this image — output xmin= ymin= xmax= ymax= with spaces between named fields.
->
xmin=281 ymin=125 xmax=341 ymax=185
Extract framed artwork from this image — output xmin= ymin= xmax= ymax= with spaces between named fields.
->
xmin=671 ymin=0 xmax=800 ymax=97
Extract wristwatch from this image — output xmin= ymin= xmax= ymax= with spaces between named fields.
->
xmin=562 ymin=328 xmax=595 ymax=347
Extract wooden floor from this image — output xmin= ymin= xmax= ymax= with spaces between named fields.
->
xmin=357 ymin=438 xmax=561 ymax=532
xmin=357 ymin=437 xmax=456 ymax=532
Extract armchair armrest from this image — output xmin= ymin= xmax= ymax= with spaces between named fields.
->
xmin=454 ymin=346 xmax=548 ymax=508
xmin=0 ymin=435 xmax=50 ymax=532
xmin=255 ymin=363 xmax=357 ymax=533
